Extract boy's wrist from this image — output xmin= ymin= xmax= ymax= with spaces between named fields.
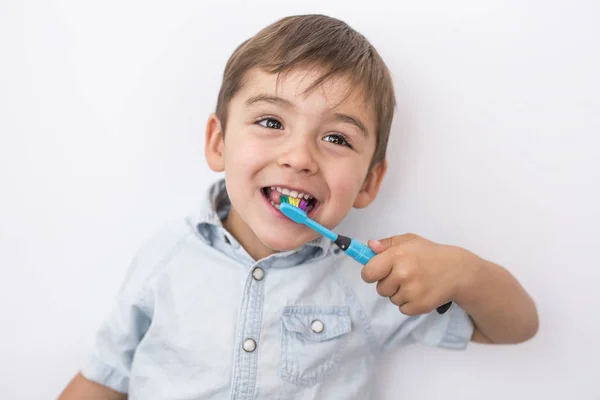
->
xmin=451 ymin=246 xmax=485 ymax=306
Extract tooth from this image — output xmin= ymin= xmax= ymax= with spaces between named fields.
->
xmin=282 ymin=188 xmax=290 ymax=195
xmin=304 ymin=194 xmax=310 ymax=199
xmin=276 ymin=187 xmax=283 ymax=193
xmin=298 ymin=192 xmax=304 ymax=199
xmin=290 ymin=190 xmax=298 ymax=198
xmin=271 ymin=186 xmax=275 ymax=190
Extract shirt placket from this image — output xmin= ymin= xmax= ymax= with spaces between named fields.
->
xmin=229 ymin=260 xmax=269 ymax=400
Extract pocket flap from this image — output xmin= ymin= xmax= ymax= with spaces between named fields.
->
xmin=281 ymin=306 xmax=351 ymax=342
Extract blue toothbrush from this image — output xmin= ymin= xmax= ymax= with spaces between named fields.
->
xmin=279 ymin=200 xmax=452 ymax=314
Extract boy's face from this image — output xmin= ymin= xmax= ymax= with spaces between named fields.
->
xmin=205 ymin=68 xmax=386 ymax=260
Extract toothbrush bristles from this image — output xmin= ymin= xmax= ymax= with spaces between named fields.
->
xmin=280 ymin=195 xmax=309 ymax=212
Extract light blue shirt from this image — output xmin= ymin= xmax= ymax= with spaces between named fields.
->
xmin=82 ymin=179 xmax=473 ymax=399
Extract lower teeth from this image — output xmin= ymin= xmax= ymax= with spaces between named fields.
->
xmin=270 ymin=201 xmax=280 ymax=209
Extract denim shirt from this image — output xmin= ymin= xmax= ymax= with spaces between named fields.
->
xmin=82 ymin=179 xmax=473 ymax=399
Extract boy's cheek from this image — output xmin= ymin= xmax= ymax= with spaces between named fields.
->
xmin=328 ymin=175 xmax=365 ymax=203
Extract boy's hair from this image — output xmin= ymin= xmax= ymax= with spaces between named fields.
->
xmin=215 ymin=14 xmax=396 ymax=167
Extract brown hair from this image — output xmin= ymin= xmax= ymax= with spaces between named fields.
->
xmin=215 ymin=14 xmax=396 ymax=167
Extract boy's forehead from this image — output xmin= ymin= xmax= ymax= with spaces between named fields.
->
xmin=237 ymin=68 xmax=375 ymax=125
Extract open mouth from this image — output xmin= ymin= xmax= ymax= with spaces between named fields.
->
xmin=261 ymin=186 xmax=319 ymax=214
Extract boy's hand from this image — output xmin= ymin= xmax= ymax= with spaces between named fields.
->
xmin=362 ymin=234 xmax=470 ymax=316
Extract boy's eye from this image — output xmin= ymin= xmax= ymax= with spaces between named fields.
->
xmin=323 ymin=133 xmax=352 ymax=148
xmin=257 ymin=118 xmax=283 ymax=130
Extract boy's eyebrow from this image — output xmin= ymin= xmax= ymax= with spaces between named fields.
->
xmin=245 ymin=94 xmax=294 ymax=108
xmin=333 ymin=113 xmax=369 ymax=137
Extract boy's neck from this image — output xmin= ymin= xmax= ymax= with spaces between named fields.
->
xmin=222 ymin=206 xmax=278 ymax=261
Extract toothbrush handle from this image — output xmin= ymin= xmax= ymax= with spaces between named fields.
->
xmin=336 ymin=235 xmax=452 ymax=314
xmin=346 ymin=237 xmax=377 ymax=264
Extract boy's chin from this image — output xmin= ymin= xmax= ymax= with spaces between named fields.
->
xmin=260 ymin=232 xmax=319 ymax=253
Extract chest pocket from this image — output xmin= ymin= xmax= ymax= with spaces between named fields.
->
xmin=279 ymin=306 xmax=352 ymax=387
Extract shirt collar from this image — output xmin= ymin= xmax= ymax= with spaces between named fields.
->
xmin=190 ymin=178 xmax=336 ymax=268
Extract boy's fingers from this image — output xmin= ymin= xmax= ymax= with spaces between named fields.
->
xmin=375 ymin=277 xmax=400 ymax=297
xmin=399 ymin=302 xmax=426 ymax=316
xmin=377 ymin=233 xmax=420 ymax=249
xmin=390 ymin=289 xmax=408 ymax=307
xmin=361 ymin=253 xmax=394 ymax=283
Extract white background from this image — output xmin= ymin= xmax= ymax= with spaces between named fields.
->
xmin=1 ymin=0 xmax=598 ymax=399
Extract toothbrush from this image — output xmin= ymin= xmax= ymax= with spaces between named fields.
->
xmin=279 ymin=198 xmax=452 ymax=314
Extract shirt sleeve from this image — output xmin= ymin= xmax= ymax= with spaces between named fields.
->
xmin=80 ymin=222 xmax=190 ymax=393
xmin=406 ymin=303 xmax=474 ymax=349
xmin=371 ymin=297 xmax=474 ymax=352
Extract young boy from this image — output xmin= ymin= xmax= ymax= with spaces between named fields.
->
xmin=60 ymin=14 xmax=538 ymax=400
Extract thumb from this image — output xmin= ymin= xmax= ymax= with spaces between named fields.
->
xmin=369 ymin=233 xmax=420 ymax=253
xmin=367 ymin=239 xmax=388 ymax=254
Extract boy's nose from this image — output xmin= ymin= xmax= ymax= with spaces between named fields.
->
xmin=277 ymin=139 xmax=319 ymax=175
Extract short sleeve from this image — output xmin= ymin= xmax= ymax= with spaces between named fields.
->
xmin=368 ymin=299 xmax=474 ymax=352
xmin=407 ymin=303 xmax=474 ymax=349
xmin=367 ymin=292 xmax=474 ymax=351
xmin=80 ymin=222 xmax=191 ymax=392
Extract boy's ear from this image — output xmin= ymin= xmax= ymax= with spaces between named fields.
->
xmin=205 ymin=113 xmax=225 ymax=172
xmin=353 ymin=160 xmax=387 ymax=209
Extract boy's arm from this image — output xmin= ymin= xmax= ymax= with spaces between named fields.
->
xmin=59 ymin=373 xmax=127 ymax=400
xmin=363 ymin=235 xmax=538 ymax=345
xmin=455 ymin=251 xmax=538 ymax=344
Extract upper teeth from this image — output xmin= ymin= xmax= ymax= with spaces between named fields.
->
xmin=272 ymin=186 xmax=313 ymax=200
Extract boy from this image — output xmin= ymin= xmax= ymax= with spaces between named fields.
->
xmin=60 ymin=14 xmax=538 ymax=399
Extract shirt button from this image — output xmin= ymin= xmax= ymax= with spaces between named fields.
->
xmin=242 ymin=338 xmax=257 ymax=352
xmin=252 ymin=267 xmax=265 ymax=281
xmin=311 ymin=320 xmax=325 ymax=333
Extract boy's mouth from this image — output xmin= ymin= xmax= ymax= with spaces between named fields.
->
xmin=261 ymin=186 xmax=319 ymax=214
